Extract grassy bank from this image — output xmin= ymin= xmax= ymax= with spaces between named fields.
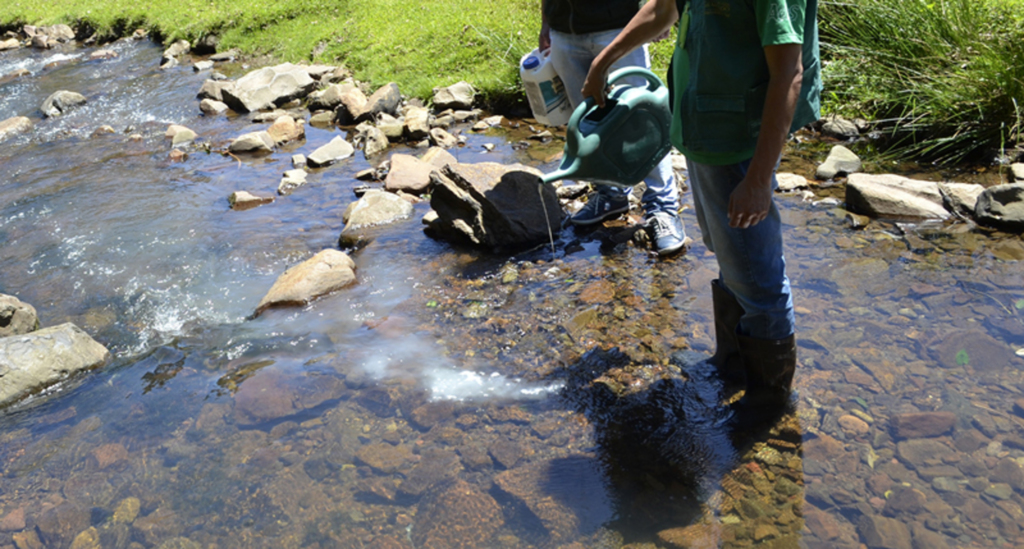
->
xmin=0 ymin=0 xmax=543 ymax=105
xmin=820 ymin=0 xmax=1024 ymax=164
xmin=4 ymin=0 xmax=1023 ymax=164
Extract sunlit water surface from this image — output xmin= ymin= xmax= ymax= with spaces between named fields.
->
xmin=2 ymin=40 xmax=1024 ymax=549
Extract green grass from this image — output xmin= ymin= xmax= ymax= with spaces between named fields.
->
xmin=820 ymin=0 xmax=1024 ymax=164
xmin=0 ymin=0 xmax=544 ymax=105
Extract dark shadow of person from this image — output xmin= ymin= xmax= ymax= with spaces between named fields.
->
xmin=539 ymin=346 xmax=807 ymax=548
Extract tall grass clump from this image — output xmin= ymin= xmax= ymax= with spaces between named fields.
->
xmin=820 ymin=0 xmax=1024 ymax=164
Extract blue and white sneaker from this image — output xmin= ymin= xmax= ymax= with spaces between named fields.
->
xmin=646 ymin=210 xmax=690 ymax=256
xmin=571 ymin=192 xmax=630 ymax=226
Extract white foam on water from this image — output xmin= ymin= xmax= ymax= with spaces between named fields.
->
xmin=354 ymin=333 xmax=562 ymax=403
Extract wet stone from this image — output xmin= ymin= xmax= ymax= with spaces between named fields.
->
xmin=398 ymin=448 xmax=463 ymax=497
xmin=990 ymin=458 xmax=1024 ymax=491
xmin=411 ymin=480 xmax=503 ymax=549
xmin=859 ymin=515 xmax=912 ymax=549
xmin=493 ymin=457 xmax=612 ymax=542
xmin=891 ymin=411 xmax=955 ymax=439
xmin=897 ymin=438 xmax=953 ymax=469
xmin=355 ymin=443 xmax=412 ymax=474
xmin=408 ymin=401 xmax=455 ymax=431
xmin=35 ymin=502 xmax=90 ymax=548
xmin=487 ymin=437 xmax=530 ymax=469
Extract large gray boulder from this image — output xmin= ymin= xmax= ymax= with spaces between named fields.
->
xmin=41 ymin=91 xmax=86 ymax=118
xmin=974 ymin=183 xmax=1024 ymax=232
xmin=0 ymin=323 xmax=110 ymax=407
xmin=0 ymin=116 xmax=32 ymax=143
xmin=221 ymin=63 xmax=316 ymax=113
xmin=427 ymin=162 xmax=564 ymax=250
xmin=254 ymin=249 xmax=356 ymax=316
xmin=0 ymin=294 xmax=39 ymax=337
xmin=846 ymin=173 xmax=949 ymax=220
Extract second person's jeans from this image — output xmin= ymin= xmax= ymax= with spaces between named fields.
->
xmin=548 ymin=29 xmax=679 ymax=216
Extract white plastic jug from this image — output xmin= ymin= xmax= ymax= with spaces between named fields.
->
xmin=520 ymin=48 xmax=572 ymax=127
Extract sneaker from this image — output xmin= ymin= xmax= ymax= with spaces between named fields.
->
xmin=571 ymin=192 xmax=630 ymax=226
xmin=646 ymin=211 xmax=689 ymax=256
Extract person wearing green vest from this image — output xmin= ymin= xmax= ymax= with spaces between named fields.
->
xmin=581 ymin=0 xmax=821 ymax=425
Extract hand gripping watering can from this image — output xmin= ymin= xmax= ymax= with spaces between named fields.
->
xmin=541 ymin=67 xmax=672 ymax=188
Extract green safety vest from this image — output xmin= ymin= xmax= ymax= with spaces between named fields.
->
xmin=669 ymin=0 xmax=822 ymax=165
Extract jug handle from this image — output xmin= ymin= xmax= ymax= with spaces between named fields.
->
xmin=607 ymin=67 xmax=664 ymax=92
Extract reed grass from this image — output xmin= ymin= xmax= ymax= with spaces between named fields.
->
xmin=820 ymin=0 xmax=1024 ymax=164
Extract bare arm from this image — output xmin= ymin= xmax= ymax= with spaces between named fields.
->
xmin=581 ymin=0 xmax=679 ymax=107
xmin=539 ymin=0 xmax=551 ymax=51
xmin=727 ymin=43 xmax=803 ymax=229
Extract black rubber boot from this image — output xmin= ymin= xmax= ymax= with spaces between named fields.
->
xmin=709 ymin=280 xmax=745 ymax=387
xmin=729 ymin=333 xmax=797 ymax=432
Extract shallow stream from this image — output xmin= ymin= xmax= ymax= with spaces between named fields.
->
xmin=2 ymin=39 xmax=1024 ymax=549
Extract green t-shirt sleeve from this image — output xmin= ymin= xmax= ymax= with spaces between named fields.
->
xmin=756 ymin=0 xmax=806 ymax=46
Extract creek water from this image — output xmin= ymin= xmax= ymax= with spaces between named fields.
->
xmin=2 ymin=39 xmax=1024 ymax=549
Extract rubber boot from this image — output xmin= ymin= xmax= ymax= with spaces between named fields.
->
xmin=729 ymin=333 xmax=797 ymax=431
xmin=709 ymin=280 xmax=745 ymax=387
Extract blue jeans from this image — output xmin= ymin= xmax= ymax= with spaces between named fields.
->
xmin=549 ymin=29 xmax=679 ymax=216
xmin=687 ymin=158 xmax=795 ymax=340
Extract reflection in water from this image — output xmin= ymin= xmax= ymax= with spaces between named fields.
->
xmin=2 ymin=37 xmax=1024 ymax=549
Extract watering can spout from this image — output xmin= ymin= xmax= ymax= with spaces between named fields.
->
xmin=541 ymin=67 xmax=673 ymax=189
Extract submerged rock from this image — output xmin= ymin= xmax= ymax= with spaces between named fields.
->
xmin=0 ymin=323 xmax=110 ymax=407
xmin=232 ymin=367 xmax=347 ymax=424
xmin=492 ymin=457 xmax=612 ymax=542
xmin=427 ymin=162 xmax=564 ymax=250
xmin=411 ymin=480 xmax=503 ymax=549
xmin=974 ymin=183 xmax=1024 ymax=232
xmin=41 ymin=90 xmax=86 ymax=118
xmin=891 ymin=412 xmax=955 ymax=440
xmin=0 ymin=294 xmax=39 ymax=337
xmin=254 ymin=249 xmax=356 ymax=316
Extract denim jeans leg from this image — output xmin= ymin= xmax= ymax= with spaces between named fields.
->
xmin=686 ymin=158 xmax=794 ymax=340
xmin=549 ymin=30 xmax=678 ymax=206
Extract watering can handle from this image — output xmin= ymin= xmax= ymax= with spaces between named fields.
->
xmin=607 ymin=67 xmax=664 ymax=92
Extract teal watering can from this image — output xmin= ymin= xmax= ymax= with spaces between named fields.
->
xmin=541 ymin=67 xmax=672 ymax=188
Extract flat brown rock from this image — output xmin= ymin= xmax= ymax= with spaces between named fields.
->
xmin=891 ymin=412 xmax=955 ymax=439
xmin=385 ymin=154 xmax=436 ymax=194
xmin=255 ymin=249 xmax=356 ymax=316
